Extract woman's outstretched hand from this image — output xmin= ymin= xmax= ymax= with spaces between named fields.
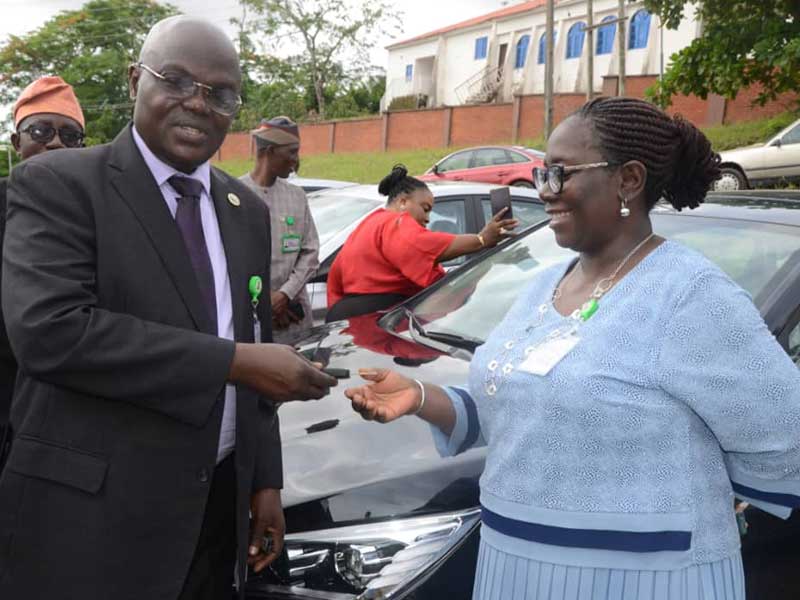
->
xmin=345 ymin=368 xmax=421 ymax=423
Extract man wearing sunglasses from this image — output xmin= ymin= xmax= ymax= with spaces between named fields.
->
xmin=10 ymin=75 xmax=86 ymax=159
xmin=1 ymin=16 xmax=336 ymax=600
xmin=0 ymin=76 xmax=86 ymax=472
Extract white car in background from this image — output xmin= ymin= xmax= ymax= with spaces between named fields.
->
xmin=305 ymin=181 xmax=548 ymax=321
xmin=716 ymin=118 xmax=800 ymax=190
xmin=287 ymin=174 xmax=357 ymax=193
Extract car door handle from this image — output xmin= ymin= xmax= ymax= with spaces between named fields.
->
xmin=453 ymin=176 xmax=463 ymax=180
xmin=497 ymin=171 xmax=509 ymax=176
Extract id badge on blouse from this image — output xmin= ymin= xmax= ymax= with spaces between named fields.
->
xmin=518 ymin=335 xmax=579 ymax=376
xmin=281 ymin=233 xmax=301 ymax=254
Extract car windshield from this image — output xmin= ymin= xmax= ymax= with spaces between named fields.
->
xmin=308 ymin=193 xmax=383 ymax=247
xmin=409 ymin=214 xmax=800 ymax=343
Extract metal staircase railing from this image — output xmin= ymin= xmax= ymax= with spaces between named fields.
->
xmin=455 ymin=66 xmax=505 ymax=105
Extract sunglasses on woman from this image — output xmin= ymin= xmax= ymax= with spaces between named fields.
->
xmin=532 ymin=162 xmax=617 ymax=194
xmin=19 ymin=122 xmax=85 ymax=148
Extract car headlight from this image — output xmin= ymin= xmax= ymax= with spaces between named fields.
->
xmin=253 ymin=508 xmax=480 ymax=599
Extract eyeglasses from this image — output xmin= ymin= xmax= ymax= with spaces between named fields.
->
xmin=137 ymin=63 xmax=242 ymax=117
xmin=19 ymin=122 xmax=85 ymax=148
xmin=532 ymin=162 xmax=616 ymax=194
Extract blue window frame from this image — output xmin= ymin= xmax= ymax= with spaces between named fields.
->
xmin=515 ymin=34 xmax=531 ymax=69
xmin=474 ymin=36 xmax=488 ymax=60
xmin=596 ymin=16 xmax=616 ymax=55
xmin=537 ymin=31 xmax=556 ymax=65
xmin=629 ymin=10 xmax=651 ymax=49
xmin=405 ymin=64 xmax=413 ymax=81
xmin=566 ymin=22 xmax=586 ymax=59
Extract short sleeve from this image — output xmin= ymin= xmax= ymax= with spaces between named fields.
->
xmin=658 ymin=270 xmax=800 ymax=517
xmin=326 ymin=257 xmax=344 ymax=307
xmin=430 ymin=385 xmax=485 ymax=457
xmin=380 ymin=214 xmax=456 ymax=288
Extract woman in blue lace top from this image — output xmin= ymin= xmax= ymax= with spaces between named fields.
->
xmin=345 ymin=97 xmax=800 ymax=600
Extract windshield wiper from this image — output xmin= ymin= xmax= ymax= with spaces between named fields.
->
xmin=403 ymin=308 xmax=476 ymax=359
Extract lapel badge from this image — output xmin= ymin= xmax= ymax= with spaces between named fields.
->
xmin=227 ymin=193 xmax=241 ymax=207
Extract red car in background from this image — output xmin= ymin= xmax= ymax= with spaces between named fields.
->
xmin=419 ymin=145 xmax=544 ymax=187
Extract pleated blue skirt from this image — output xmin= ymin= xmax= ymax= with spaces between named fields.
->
xmin=473 ymin=537 xmax=745 ymax=600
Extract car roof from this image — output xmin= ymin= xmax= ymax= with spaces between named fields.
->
xmin=308 ymin=181 xmax=540 ymax=201
xmin=433 ymin=145 xmax=538 ymax=162
xmin=652 ymin=190 xmax=800 ymax=226
xmin=288 ymin=175 xmax=358 ymax=189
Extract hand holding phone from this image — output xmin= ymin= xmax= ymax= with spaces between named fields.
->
xmin=490 ymin=187 xmax=513 ymax=220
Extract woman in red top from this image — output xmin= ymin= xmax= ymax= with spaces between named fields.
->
xmin=326 ymin=165 xmax=516 ymax=321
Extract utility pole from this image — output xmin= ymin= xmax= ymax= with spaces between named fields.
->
xmin=586 ymin=0 xmax=594 ymax=100
xmin=617 ymin=0 xmax=626 ymax=96
xmin=544 ymin=0 xmax=555 ymax=139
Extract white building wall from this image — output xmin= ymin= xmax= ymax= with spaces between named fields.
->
xmin=385 ymin=38 xmax=440 ymax=106
xmin=438 ymin=26 xmax=493 ymax=106
xmin=384 ymin=0 xmax=700 ymax=107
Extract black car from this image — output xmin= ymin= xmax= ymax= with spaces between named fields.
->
xmin=246 ymin=191 xmax=800 ymax=600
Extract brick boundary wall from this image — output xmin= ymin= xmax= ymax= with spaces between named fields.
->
xmin=215 ymin=75 xmax=799 ymax=162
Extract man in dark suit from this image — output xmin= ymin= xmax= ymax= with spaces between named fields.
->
xmin=0 ymin=16 xmax=335 ymax=600
xmin=0 ymin=76 xmax=87 ymax=468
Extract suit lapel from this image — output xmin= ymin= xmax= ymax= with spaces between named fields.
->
xmin=210 ymin=170 xmax=249 ymax=343
xmin=107 ymin=127 xmax=215 ymax=335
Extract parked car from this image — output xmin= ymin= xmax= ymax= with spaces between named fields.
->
xmin=287 ymin=174 xmax=358 ymax=193
xmin=245 ymin=190 xmax=800 ymax=600
xmin=305 ymin=181 xmax=548 ymax=320
xmin=715 ymin=117 xmax=800 ymax=190
xmin=524 ymin=147 xmax=546 ymax=160
xmin=419 ymin=146 xmax=544 ymax=188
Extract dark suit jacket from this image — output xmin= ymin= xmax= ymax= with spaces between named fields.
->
xmin=0 ymin=127 xmax=279 ymax=600
xmin=0 ymin=178 xmax=16 ymax=465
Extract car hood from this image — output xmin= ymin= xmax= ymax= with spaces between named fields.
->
xmin=278 ymin=313 xmax=483 ymax=530
xmin=719 ymin=143 xmax=766 ymax=163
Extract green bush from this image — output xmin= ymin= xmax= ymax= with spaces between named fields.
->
xmin=0 ymin=146 xmax=19 ymax=179
xmin=388 ymin=94 xmax=428 ymax=111
xmin=703 ymin=111 xmax=799 ymax=151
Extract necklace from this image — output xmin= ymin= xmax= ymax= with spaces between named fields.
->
xmin=555 ymin=232 xmax=655 ymax=322
xmin=482 ymin=232 xmax=655 ymax=396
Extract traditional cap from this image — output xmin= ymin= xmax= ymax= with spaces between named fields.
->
xmin=251 ymin=116 xmax=300 ymax=147
xmin=13 ymin=76 xmax=85 ymax=130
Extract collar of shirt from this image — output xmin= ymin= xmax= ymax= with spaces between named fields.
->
xmin=131 ymin=125 xmax=211 ymax=198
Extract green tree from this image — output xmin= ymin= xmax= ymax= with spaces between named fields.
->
xmin=235 ymin=0 xmax=398 ymax=119
xmin=645 ymin=0 xmax=800 ymax=107
xmin=230 ymin=47 xmax=386 ymax=129
xmin=0 ymin=0 xmax=176 ymax=145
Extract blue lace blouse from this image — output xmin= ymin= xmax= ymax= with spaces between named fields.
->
xmin=435 ymin=240 xmax=800 ymax=572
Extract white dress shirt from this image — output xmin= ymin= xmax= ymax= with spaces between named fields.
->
xmin=132 ymin=127 xmax=236 ymax=463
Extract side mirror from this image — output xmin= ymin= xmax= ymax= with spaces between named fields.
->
xmin=432 ymin=164 xmax=440 ymax=175
xmin=771 ymin=138 xmax=783 ymax=148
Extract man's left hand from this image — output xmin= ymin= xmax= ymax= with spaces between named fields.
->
xmin=248 ymin=488 xmax=285 ymax=573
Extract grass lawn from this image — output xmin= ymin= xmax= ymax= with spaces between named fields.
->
xmin=215 ymin=112 xmax=798 ymax=185
xmin=702 ymin=111 xmax=798 ymax=151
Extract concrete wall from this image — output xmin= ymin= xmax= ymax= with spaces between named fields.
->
xmin=216 ymin=78 xmax=799 ymax=163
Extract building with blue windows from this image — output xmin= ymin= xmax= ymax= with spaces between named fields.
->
xmin=382 ymin=0 xmax=700 ymax=109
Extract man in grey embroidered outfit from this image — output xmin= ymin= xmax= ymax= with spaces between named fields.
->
xmin=240 ymin=116 xmax=319 ymax=344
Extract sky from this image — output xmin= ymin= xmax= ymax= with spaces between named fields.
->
xmin=0 ymin=0 xmax=511 ymax=67
xmin=0 ymin=0 xmax=513 ymax=137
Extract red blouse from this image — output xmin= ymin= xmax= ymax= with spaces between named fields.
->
xmin=327 ymin=209 xmax=457 ymax=307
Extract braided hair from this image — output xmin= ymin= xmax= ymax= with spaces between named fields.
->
xmin=378 ymin=164 xmax=429 ymax=204
xmin=576 ymin=97 xmax=721 ymax=211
